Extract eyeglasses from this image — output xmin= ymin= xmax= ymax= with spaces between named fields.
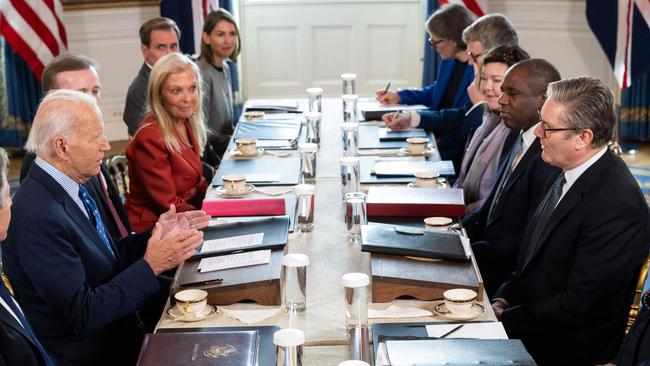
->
xmin=428 ymin=38 xmax=446 ymax=47
xmin=539 ymin=121 xmax=581 ymax=138
xmin=468 ymin=51 xmax=484 ymax=63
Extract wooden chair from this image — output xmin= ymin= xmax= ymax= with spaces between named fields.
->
xmin=105 ymin=155 xmax=129 ymax=201
xmin=627 ymin=250 xmax=650 ymax=333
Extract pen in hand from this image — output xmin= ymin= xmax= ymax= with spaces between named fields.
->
xmin=382 ymin=81 xmax=392 ymax=96
xmin=439 ymin=324 xmax=464 ymax=338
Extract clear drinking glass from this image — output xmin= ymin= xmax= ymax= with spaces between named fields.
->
xmin=274 ymin=328 xmax=305 ymax=366
xmin=342 ymin=273 xmax=369 ymax=329
xmin=304 ymin=112 xmax=322 ymax=144
xmin=342 ymin=94 xmax=359 ymax=123
xmin=341 ymin=73 xmax=357 ymax=95
xmin=306 ymin=87 xmax=322 ymax=113
xmin=344 ymin=192 xmax=367 ymax=244
xmin=299 ymin=142 xmax=318 ymax=184
xmin=341 ymin=122 xmax=359 ymax=157
xmin=295 ymin=184 xmax=315 ymax=232
xmin=282 ymin=254 xmax=309 ymax=312
xmin=340 ymin=156 xmax=360 ymax=199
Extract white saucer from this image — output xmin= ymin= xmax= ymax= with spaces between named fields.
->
xmin=230 ymin=148 xmax=264 ymax=159
xmin=407 ymin=178 xmax=447 ymax=189
xmin=399 ymin=146 xmax=436 ymax=157
xmin=166 ymin=304 xmax=217 ymax=322
xmin=432 ymin=300 xmax=485 ymax=321
xmin=215 ymin=184 xmax=255 ymax=197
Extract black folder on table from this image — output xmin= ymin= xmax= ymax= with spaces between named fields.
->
xmin=358 ymin=125 xmax=409 ymax=149
xmin=137 ymin=330 xmax=258 ymax=366
xmin=359 ymin=156 xmax=455 ymax=184
xmin=234 ymin=121 xmax=302 ymax=141
xmin=377 ymin=127 xmax=427 ymax=141
xmin=360 ymin=223 xmax=469 ymax=261
xmin=194 ymin=217 xmax=289 ymax=259
xmin=157 ymin=326 xmax=280 ymax=366
xmin=359 ymin=102 xmax=428 ymax=121
xmin=385 ymin=339 xmax=536 ymax=365
xmin=212 ymin=156 xmax=301 ymax=186
xmin=245 ymin=102 xmax=301 ymax=113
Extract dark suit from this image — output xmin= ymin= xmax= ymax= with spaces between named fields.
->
xmin=19 ymin=152 xmax=132 ymax=243
xmin=494 ymin=150 xmax=650 ymax=365
xmin=463 ymin=135 xmax=559 ymax=297
xmin=123 ymin=63 xmax=150 ymax=136
xmin=0 ymin=300 xmax=46 ymax=366
xmin=3 ymin=164 xmax=165 ymax=365
xmin=615 ymin=297 xmax=650 ymax=366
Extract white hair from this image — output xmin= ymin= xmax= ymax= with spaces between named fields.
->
xmin=25 ymin=89 xmax=102 ymax=156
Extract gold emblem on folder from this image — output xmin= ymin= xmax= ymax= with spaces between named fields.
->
xmin=203 ymin=344 xmax=236 ymax=358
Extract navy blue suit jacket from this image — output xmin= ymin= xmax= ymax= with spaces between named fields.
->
xmin=495 ymin=151 xmax=650 ymax=365
xmin=0 ymin=304 xmax=45 ymax=366
xmin=463 ymin=136 xmax=559 ymax=296
xmin=2 ymin=165 xmax=160 ymax=365
xmin=398 ymin=59 xmax=473 ymax=110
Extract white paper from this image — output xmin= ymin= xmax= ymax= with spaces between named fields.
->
xmin=256 ymin=139 xmax=293 ymax=148
xmin=198 ymin=249 xmax=271 ymax=273
xmin=200 ymin=233 xmax=264 ymax=253
xmin=358 ymin=101 xmax=428 ymax=112
xmin=374 ymin=160 xmax=454 ymax=176
xmin=244 ymin=173 xmax=282 ymax=182
xmin=425 ymin=322 xmax=509 ymax=339
xmin=375 ymin=156 xmax=426 ymax=162
xmin=375 ymin=343 xmax=391 ymax=366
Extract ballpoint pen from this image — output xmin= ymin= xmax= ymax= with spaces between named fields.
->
xmin=178 ymin=278 xmax=223 ymax=288
xmin=382 ymin=81 xmax=392 ymax=96
xmin=439 ymin=324 xmax=464 ymax=338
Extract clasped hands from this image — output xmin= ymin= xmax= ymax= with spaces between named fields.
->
xmin=144 ymin=204 xmax=211 ymax=275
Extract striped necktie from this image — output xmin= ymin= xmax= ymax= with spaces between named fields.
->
xmin=78 ymin=184 xmax=116 ymax=259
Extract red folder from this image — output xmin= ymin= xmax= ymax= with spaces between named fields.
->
xmin=202 ymin=197 xmax=286 ymax=217
xmin=366 ymin=187 xmax=465 ymax=217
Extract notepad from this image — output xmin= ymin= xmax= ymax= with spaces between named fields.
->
xmin=374 ymin=160 xmax=450 ymax=176
xmin=198 ymin=250 xmax=271 ymax=273
xmin=425 ymin=322 xmax=509 ymax=339
xmin=245 ymin=174 xmax=282 ymax=182
xmin=200 ymin=233 xmax=264 ymax=254
xmin=256 ymin=140 xmax=295 ymax=148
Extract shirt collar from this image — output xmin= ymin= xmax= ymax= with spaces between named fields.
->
xmin=563 ymin=146 xmax=608 ymax=189
xmin=520 ymin=122 xmax=538 ymax=151
xmin=34 ymin=157 xmax=89 ymax=218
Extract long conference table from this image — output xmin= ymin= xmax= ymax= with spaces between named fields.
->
xmin=156 ymin=98 xmax=497 ymax=365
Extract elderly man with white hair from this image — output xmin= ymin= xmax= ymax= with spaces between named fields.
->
xmin=2 ymin=89 xmax=208 ymax=366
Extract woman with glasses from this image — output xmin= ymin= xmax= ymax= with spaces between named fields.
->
xmin=452 ymin=45 xmax=530 ymax=214
xmin=198 ymin=9 xmax=241 ymax=167
xmin=376 ymin=4 xmax=475 ymax=112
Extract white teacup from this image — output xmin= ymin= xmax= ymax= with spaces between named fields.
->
xmin=174 ymin=289 xmax=208 ymax=316
xmin=406 ymin=137 xmax=429 ymax=155
xmin=244 ymin=111 xmax=264 ymax=120
xmin=236 ymin=138 xmax=258 ymax=156
xmin=415 ymin=171 xmax=440 ymax=187
xmin=222 ymin=174 xmax=247 ymax=195
xmin=443 ymin=288 xmax=477 ymax=316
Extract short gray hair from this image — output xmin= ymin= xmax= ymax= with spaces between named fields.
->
xmin=0 ymin=148 xmax=7 ymax=209
xmin=546 ymin=76 xmax=615 ymax=148
xmin=462 ymin=13 xmax=518 ymax=49
xmin=25 ymin=89 xmax=101 ymax=156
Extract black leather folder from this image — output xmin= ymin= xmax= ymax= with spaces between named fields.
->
xmin=157 ymin=326 xmax=279 ymax=366
xmin=137 ymin=330 xmax=259 ymax=366
xmin=360 ymin=223 xmax=469 ymax=261
xmin=358 ymin=125 xmax=408 ymax=149
xmin=377 ymin=127 xmax=427 ymax=141
xmin=212 ymin=156 xmax=301 ymax=186
xmin=385 ymin=339 xmax=536 ymax=365
xmin=194 ymin=217 xmax=289 ymax=259
xmin=359 ymin=156 xmax=455 ymax=184
xmin=234 ymin=121 xmax=302 ymax=141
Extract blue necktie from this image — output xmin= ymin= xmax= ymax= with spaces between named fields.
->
xmin=0 ymin=281 xmax=57 ymax=366
xmin=78 ymin=185 xmax=115 ymax=258
xmin=488 ymin=134 xmax=523 ymax=222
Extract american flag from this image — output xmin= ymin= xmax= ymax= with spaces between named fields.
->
xmin=587 ymin=0 xmax=650 ymax=89
xmin=0 ymin=0 xmax=67 ymax=80
xmin=439 ymin=0 xmax=487 ymax=17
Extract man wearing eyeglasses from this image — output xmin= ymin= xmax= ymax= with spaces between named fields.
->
xmin=463 ymin=58 xmax=560 ymax=297
xmin=491 ymin=76 xmax=650 ymax=365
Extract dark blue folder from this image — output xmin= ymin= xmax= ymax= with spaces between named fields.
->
xmin=212 ymin=156 xmax=301 ymax=186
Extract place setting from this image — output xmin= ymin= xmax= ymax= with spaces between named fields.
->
xmin=406 ymin=170 xmax=448 ymax=189
xmin=229 ymin=138 xmax=264 ymax=160
xmin=216 ymin=174 xmax=256 ymax=197
xmin=431 ymin=289 xmax=485 ymax=321
xmin=166 ymin=289 xmax=218 ymax=322
xmin=398 ymin=137 xmax=437 ymax=157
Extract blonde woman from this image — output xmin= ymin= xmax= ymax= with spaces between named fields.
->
xmin=126 ymin=53 xmax=208 ymax=231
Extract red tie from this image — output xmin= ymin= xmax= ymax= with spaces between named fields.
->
xmin=97 ymin=173 xmax=129 ymax=238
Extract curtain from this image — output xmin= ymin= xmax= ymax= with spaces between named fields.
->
xmin=0 ymin=41 xmax=42 ymax=148
xmin=619 ymin=72 xmax=650 ymax=141
xmin=422 ymin=0 xmax=441 ymax=86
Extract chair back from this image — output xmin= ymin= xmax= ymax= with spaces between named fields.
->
xmin=627 ymin=249 xmax=650 ymax=333
xmin=105 ymin=155 xmax=129 ymax=201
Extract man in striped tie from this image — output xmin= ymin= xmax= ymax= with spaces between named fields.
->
xmin=2 ymin=89 xmax=208 ymax=365
xmin=491 ymin=77 xmax=650 ymax=365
